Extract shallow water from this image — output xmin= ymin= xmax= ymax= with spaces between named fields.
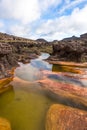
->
xmin=0 ymin=53 xmax=87 ymax=130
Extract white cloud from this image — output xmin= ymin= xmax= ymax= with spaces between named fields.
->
xmin=9 ymin=24 xmax=31 ymax=37
xmin=0 ymin=0 xmax=61 ymax=24
xmin=35 ymin=5 xmax=87 ymax=40
xmin=39 ymin=0 xmax=62 ymax=11
xmin=0 ymin=0 xmax=87 ymax=41
xmin=0 ymin=0 xmax=41 ymax=24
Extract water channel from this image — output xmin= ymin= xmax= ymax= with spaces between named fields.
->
xmin=0 ymin=53 xmax=87 ymax=130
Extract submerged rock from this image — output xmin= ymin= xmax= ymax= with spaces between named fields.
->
xmin=0 ymin=118 xmax=11 ymax=130
xmin=38 ymin=70 xmax=87 ymax=110
xmin=46 ymin=104 xmax=87 ymax=130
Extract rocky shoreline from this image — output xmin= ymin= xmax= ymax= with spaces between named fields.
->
xmin=0 ymin=32 xmax=52 ymax=80
xmin=0 ymin=32 xmax=87 ymax=130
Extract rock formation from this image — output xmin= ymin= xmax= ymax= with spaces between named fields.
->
xmin=48 ymin=33 xmax=87 ymax=62
xmin=0 ymin=42 xmax=17 ymax=79
xmin=46 ymin=104 xmax=87 ymax=130
xmin=0 ymin=118 xmax=11 ymax=130
xmin=0 ymin=32 xmax=52 ymax=79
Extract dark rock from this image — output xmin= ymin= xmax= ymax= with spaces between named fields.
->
xmin=36 ymin=38 xmax=48 ymax=43
xmin=0 ymin=42 xmax=18 ymax=79
xmin=48 ymin=36 xmax=87 ymax=62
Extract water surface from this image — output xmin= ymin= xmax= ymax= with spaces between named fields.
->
xmin=0 ymin=53 xmax=87 ymax=130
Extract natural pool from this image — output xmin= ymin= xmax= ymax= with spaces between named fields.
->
xmin=0 ymin=53 xmax=87 ymax=130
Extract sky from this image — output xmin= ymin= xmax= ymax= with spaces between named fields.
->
xmin=0 ymin=0 xmax=87 ymax=41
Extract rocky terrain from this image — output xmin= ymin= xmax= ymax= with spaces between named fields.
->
xmin=47 ymin=33 xmax=87 ymax=63
xmin=0 ymin=32 xmax=52 ymax=79
xmin=0 ymin=32 xmax=87 ymax=130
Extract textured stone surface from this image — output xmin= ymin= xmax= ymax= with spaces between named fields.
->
xmin=46 ymin=104 xmax=87 ymax=130
xmin=48 ymin=33 xmax=87 ymax=62
xmin=38 ymin=69 xmax=87 ymax=109
xmin=0 ymin=118 xmax=11 ymax=130
xmin=0 ymin=43 xmax=12 ymax=54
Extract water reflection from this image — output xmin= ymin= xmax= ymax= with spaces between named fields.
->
xmin=52 ymin=64 xmax=82 ymax=74
xmin=51 ymin=64 xmax=87 ymax=87
xmin=0 ymin=53 xmax=87 ymax=130
xmin=15 ymin=53 xmax=52 ymax=82
xmin=0 ymin=79 xmax=56 ymax=130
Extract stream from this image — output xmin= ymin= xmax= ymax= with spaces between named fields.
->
xmin=0 ymin=53 xmax=87 ymax=130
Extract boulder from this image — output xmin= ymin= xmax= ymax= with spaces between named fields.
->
xmin=51 ymin=41 xmax=87 ymax=62
xmin=0 ymin=118 xmax=11 ymax=130
xmin=48 ymin=33 xmax=87 ymax=62
xmin=46 ymin=104 xmax=87 ymax=130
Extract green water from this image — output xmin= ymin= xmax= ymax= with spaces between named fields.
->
xmin=0 ymin=83 xmax=56 ymax=130
xmin=0 ymin=53 xmax=56 ymax=130
xmin=0 ymin=53 xmax=86 ymax=130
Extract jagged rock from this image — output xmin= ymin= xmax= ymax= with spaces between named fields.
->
xmin=51 ymin=41 xmax=87 ymax=62
xmin=0 ymin=43 xmax=12 ymax=54
xmin=48 ymin=33 xmax=87 ymax=62
xmin=46 ymin=104 xmax=87 ymax=130
xmin=0 ymin=118 xmax=11 ymax=130
xmin=0 ymin=42 xmax=18 ymax=79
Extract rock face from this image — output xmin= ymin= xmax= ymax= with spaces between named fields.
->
xmin=0 ymin=118 xmax=11 ymax=130
xmin=0 ymin=43 xmax=12 ymax=54
xmin=48 ymin=33 xmax=87 ymax=62
xmin=46 ymin=104 xmax=87 ymax=130
xmin=0 ymin=42 xmax=17 ymax=79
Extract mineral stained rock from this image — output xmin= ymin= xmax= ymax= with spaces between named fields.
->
xmin=38 ymin=69 xmax=87 ymax=109
xmin=0 ymin=118 xmax=11 ymax=130
xmin=46 ymin=104 xmax=87 ymax=130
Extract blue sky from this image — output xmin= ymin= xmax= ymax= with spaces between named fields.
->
xmin=0 ymin=0 xmax=87 ymax=41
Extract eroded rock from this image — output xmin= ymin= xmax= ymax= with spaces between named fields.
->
xmin=0 ymin=118 xmax=11 ymax=130
xmin=48 ymin=33 xmax=87 ymax=62
xmin=38 ymin=69 xmax=87 ymax=110
xmin=46 ymin=104 xmax=87 ymax=130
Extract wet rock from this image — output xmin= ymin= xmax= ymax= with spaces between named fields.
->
xmin=0 ymin=118 xmax=11 ymax=130
xmin=0 ymin=78 xmax=13 ymax=94
xmin=38 ymin=70 xmax=87 ymax=109
xmin=46 ymin=104 xmax=87 ymax=130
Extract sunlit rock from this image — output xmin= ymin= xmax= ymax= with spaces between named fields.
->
xmin=46 ymin=104 xmax=87 ymax=130
xmin=0 ymin=118 xmax=11 ymax=130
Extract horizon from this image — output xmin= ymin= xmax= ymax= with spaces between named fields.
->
xmin=0 ymin=0 xmax=87 ymax=41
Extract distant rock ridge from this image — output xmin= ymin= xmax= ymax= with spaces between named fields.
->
xmin=36 ymin=38 xmax=48 ymax=43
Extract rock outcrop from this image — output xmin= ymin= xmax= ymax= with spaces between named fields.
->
xmin=46 ymin=104 xmax=87 ymax=130
xmin=0 ymin=118 xmax=11 ymax=130
xmin=0 ymin=32 xmax=52 ymax=79
xmin=0 ymin=42 xmax=17 ymax=79
xmin=48 ymin=33 xmax=87 ymax=62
